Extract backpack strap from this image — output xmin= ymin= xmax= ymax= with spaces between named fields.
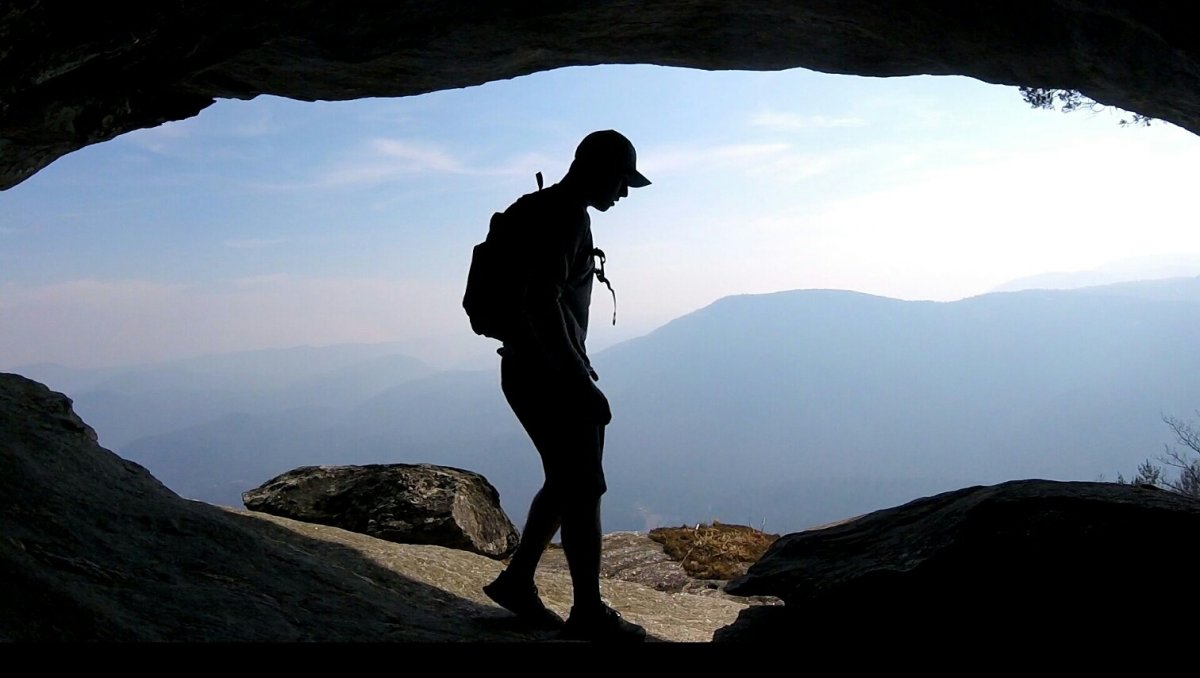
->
xmin=593 ymin=248 xmax=617 ymax=326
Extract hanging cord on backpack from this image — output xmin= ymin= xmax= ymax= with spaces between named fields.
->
xmin=535 ymin=171 xmax=615 ymax=325
xmin=593 ymin=248 xmax=617 ymax=326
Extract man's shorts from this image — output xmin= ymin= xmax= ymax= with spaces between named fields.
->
xmin=500 ymin=353 xmax=607 ymax=498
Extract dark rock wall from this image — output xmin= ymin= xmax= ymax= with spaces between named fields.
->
xmin=3 ymin=1 xmax=1198 ymax=189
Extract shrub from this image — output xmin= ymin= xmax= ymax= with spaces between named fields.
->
xmin=1019 ymin=87 xmax=1153 ymax=127
xmin=648 ymin=520 xmax=779 ymax=580
xmin=1118 ymin=413 xmax=1200 ymax=498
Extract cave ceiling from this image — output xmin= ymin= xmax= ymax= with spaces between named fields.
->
xmin=2 ymin=1 xmax=1197 ymax=190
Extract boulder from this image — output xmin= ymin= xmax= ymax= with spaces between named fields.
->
xmin=242 ymin=463 xmax=519 ymax=559
xmin=717 ymin=479 xmax=1200 ymax=640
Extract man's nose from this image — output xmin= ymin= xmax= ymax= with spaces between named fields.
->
xmin=619 ymin=183 xmax=629 ymax=198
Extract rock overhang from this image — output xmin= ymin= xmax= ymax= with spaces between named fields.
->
xmin=2 ymin=1 xmax=1197 ymax=190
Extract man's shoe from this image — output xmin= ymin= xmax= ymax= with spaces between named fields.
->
xmin=559 ymin=603 xmax=647 ymax=642
xmin=483 ymin=571 xmax=565 ymax=630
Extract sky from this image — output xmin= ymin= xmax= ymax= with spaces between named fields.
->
xmin=2 ymin=65 xmax=1200 ymax=371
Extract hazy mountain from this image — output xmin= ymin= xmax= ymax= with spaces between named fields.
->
xmin=43 ymin=278 xmax=1200 ymax=535
xmin=120 ymin=368 xmax=548 ymax=517
xmin=596 ymin=277 xmax=1200 ymax=530
xmin=15 ymin=343 xmax=432 ymax=449
xmin=991 ymin=253 xmax=1200 ymax=292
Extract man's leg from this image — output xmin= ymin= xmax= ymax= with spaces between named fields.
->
xmin=559 ymin=490 xmax=603 ymax=610
xmin=503 ymin=486 xmax=561 ymax=582
xmin=483 ymin=482 xmax=565 ymax=628
xmin=495 ymin=354 xmax=563 ymax=584
xmin=482 ymin=357 xmax=566 ymax=628
xmin=557 ymin=425 xmax=646 ymax=641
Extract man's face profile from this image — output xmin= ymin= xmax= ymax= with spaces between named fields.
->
xmin=587 ymin=171 xmax=630 ymax=212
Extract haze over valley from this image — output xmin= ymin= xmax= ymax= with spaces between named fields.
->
xmin=14 ymin=275 xmax=1200 ymax=534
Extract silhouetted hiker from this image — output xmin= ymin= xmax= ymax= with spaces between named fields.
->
xmin=479 ymin=130 xmax=651 ymax=642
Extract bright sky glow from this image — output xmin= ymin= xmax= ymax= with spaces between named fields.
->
xmin=2 ymin=65 xmax=1199 ymax=370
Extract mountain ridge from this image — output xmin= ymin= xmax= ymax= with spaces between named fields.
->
xmin=35 ymin=277 xmax=1200 ymax=534
xmin=989 ymin=254 xmax=1200 ymax=293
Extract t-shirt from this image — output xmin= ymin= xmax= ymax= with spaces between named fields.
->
xmin=500 ymin=183 xmax=596 ymax=378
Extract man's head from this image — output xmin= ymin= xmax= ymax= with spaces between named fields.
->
xmin=569 ymin=130 xmax=651 ymax=212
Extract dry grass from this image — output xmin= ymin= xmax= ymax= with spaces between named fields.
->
xmin=648 ymin=521 xmax=779 ymax=580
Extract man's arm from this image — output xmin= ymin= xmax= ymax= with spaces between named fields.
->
xmin=521 ymin=249 xmax=593 ymax=382
xmin=519 ymin=231 xmax=611 ymax=423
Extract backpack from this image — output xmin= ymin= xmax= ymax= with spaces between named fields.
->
xmin=463 ymin=173 xmax=617 ymax=343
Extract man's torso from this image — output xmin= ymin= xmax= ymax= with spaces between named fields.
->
xmin=502 ymin=184 xmax=595 ymax=366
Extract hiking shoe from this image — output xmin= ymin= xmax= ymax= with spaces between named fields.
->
xmin=483 ymin=571 xmax=565 ymax=629
xmin=559 ymin=604 xmax=647 ymax=642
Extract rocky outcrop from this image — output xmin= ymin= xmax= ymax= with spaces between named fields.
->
xmin=717 ymin=479 xmax=1200 ymax=641
xmin=242 ymin=463 xmax=520 ymax=559
xmin=539 ymin=531 xmax=779 ymax=606
xmin=0 ymin=372 xmax=747 ymax=641
xmin=3 ymin=2 xmax=1199 ymax=189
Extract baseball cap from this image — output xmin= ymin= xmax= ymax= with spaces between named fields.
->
xmin=575 ymin=130 xmax=651 ymax=188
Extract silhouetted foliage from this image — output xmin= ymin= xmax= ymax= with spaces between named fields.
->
xmin=1020 ymin=87 xmax=1153 ymax=127
xmin=1118 ymin=413 xmax=1200 ymax=498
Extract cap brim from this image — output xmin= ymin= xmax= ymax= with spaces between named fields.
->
xmin=627 ymin=170 xmax=651 ymax=188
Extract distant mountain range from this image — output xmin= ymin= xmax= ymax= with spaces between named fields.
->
xmin=14 ymin=277 xmax=1200 ymax=534
xmin=991 ymin=253 xmax=1200 ymax=292
xmin=15 ymin=343 xmax=433 ymax=449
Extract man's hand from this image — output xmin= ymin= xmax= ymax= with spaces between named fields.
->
xmin=578 ymin=378 xmax=612 ymax=425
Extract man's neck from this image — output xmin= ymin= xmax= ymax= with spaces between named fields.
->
xmin=555 ymin=172 xmax=591 ymax=208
